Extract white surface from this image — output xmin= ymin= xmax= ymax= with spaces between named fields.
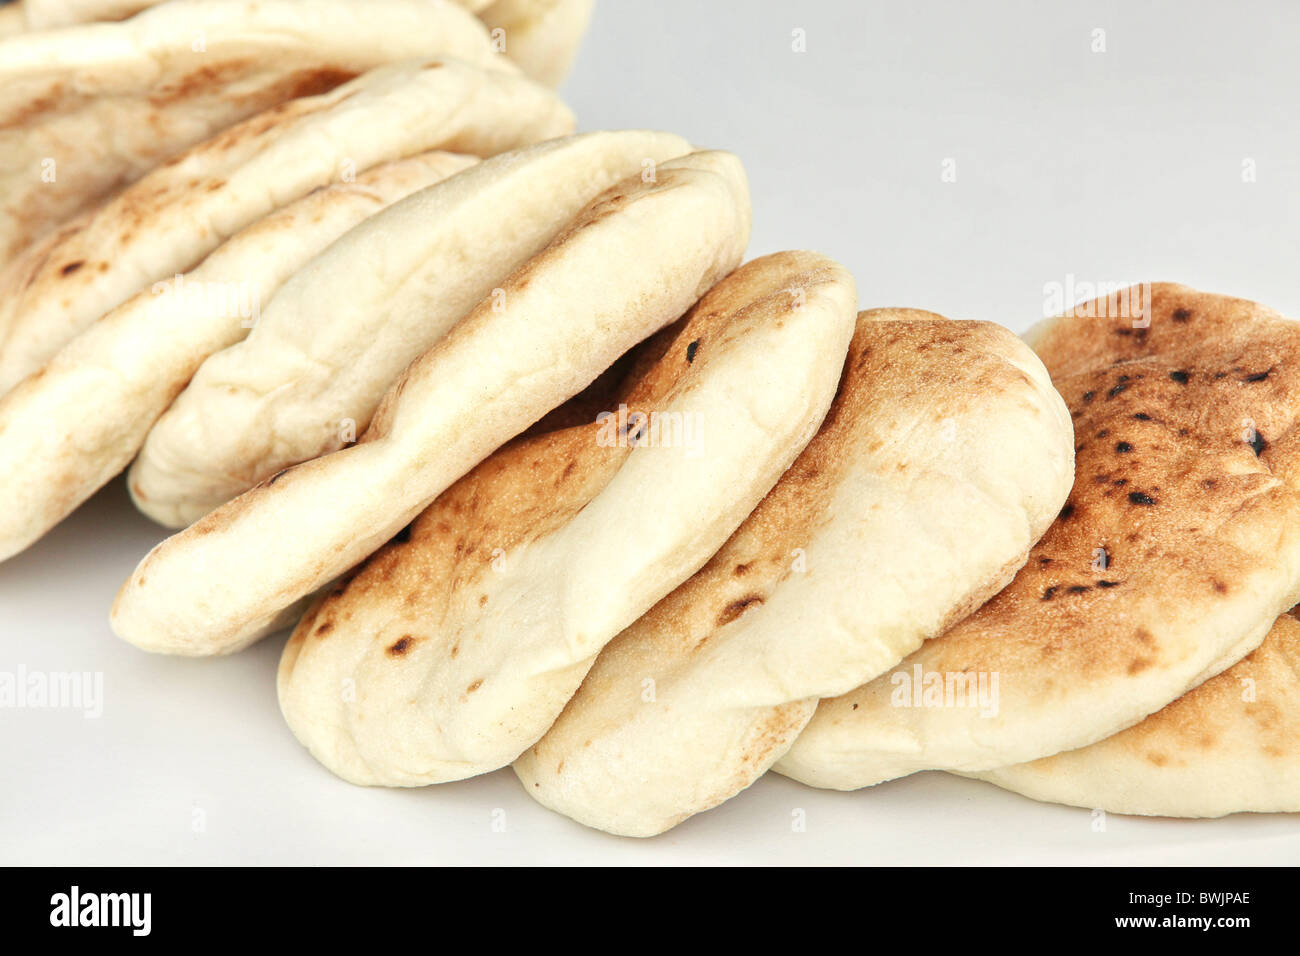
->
xmin=3 ymin=0 xmax=1300 ymax=865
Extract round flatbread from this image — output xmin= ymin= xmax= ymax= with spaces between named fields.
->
xmin=278 ymin=250 xmax=857 ymax=786
xmin=779 ymin=283 xmax=1300 ymax=790
xmin=969 ymin=611 xmax=1300 ymax=817
xmin=111 ymin=150 xmax=752 ymax=655
xmin=0 ymin=150 xmax=477 ymax=563
xmin=515 ymin=310 xmax=1074 ymax=835
xmin=129 ymin=130 xmax=692 ymax=528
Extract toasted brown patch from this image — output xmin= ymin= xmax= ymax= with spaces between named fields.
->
xmin=147 ymin=58 xmax=259 ymax=107
xmin=716 ymin=595 xmax=764 ymax=627
xmin=1104 ymin=613 xmax=1300 ymax=761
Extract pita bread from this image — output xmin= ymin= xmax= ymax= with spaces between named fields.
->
xmin=480 ymin=0 xmax=594 ymax=85
xmin=778 ymin=284 xmax=1300 ymax=790
xmin=969 ymin=611 xmax=1300 ymax=817
xmin=0 ymin=0 xmax=495 ymax=270
xmin=111 ymin=150 xmax=752 ymax=656
xmin=277 ymin=251 xmax=857 ymax=786
xmin=129 ymin=130 xmax=693 ymax=528
xmin=0 ymin=56 xmax=573 ymax=393
xmin=515 ymin=311 xmax=1075 ymax=835
xmin=0 ymin=151 xmax=477 ymax=564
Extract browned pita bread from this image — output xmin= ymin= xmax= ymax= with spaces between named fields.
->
xmin=780 ymin=283 xmax=1300 ymax=789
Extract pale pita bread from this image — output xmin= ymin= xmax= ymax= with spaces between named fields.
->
xmin=480 ymin=0 xmax=594 ymax=85
xmin=0 ymin=0 xmax=495 ymax=270
xmin=0 ymin=151 xmax=477 ymax=564
xmin=969 ymin=611 xmax=1300 ymax=817
xmin=111 ymin=150 xmax=751 ymax=656
xmin=0 ymin=56 xmax=573 ymax=393
xmin=278 ymin=251 xmax=856 ymax=786
xmin=130 ymin=130 xmax=692 ymax=528
xmin=515 ymin=310 xmax=1075 ymax=836
xmin=779 ymin=284 xmax=1300 ymax=790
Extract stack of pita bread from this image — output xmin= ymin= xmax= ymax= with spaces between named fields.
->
xmin=514 ymin=282 xmax=1300 ymax=834
xmin=0 ymin=0 xmax=594 ymax=559
xmin=2 ymin=1 xmax=1294 ymax=840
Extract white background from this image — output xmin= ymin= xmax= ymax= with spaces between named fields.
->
xmin=3 ymin=0 xmax=1299 ymax=864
